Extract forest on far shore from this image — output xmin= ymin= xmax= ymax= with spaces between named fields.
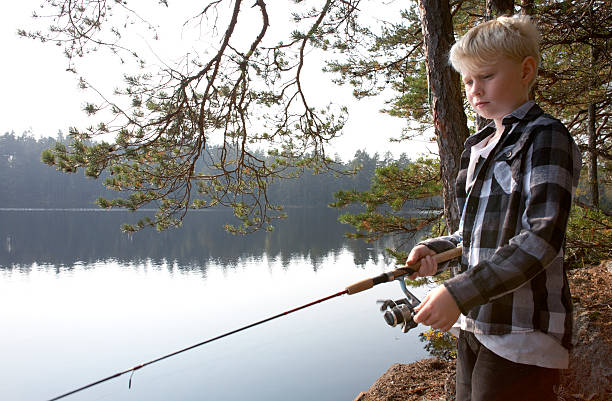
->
xmin=2 ymin=130 xmax=609 ymax=266
xmin=0 ymin=132 xmax=440 ymax=211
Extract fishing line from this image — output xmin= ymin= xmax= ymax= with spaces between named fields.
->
xmin=45 ymin=246 xmax=462 ymax=401
xmin=46 ymin=289 xmax=348 ymax=401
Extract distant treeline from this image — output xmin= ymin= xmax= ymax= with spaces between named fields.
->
xmin=0 ymin=132 xmax=440 ymax=210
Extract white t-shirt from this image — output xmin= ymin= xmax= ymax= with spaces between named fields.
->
xmin=465 ymin=132 xmax=500 ymax=193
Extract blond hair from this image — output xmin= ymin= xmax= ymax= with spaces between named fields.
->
xmin=449 ymin=15 xmax=540 ymax=81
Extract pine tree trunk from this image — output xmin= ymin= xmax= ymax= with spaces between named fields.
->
xmin=418 ymin=0 xmax=470 ymax=233
xmin=587 ymin=22 xmax=601 ymax=209
xmin=487 ymin=0 xmax=515 ymax=17
xmin=588 ymin=102 xmax=599 ymax=208
xmin=521 ymin=0 xmax=534 ymax=15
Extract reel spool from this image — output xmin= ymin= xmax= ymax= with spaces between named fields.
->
xmin=378 ymin=277 xmax=421 ymax=333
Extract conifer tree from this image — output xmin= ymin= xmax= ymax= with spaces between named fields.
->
xmin=535 ymin=0 xmax=612 ymax=210
xmin=20 ymin=0 xmax=611 ymax=240
xmin=331 ymin=0 xmax=610 ymax=260
xmin=24 ymin=0 xmax=359 ymax=232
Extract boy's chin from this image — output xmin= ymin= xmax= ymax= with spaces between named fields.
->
xmin=474 ymin=111 xmax=493 ymax=121
xmin=474 ymin=109 xmax=502 ymax=122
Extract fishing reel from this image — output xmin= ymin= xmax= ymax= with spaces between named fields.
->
xmin=377 ymin=276 xmax=421 ymax=333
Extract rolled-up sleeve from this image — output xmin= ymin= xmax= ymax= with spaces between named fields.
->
xmin=419 ymin=230 xmax=463 ymax=253
xmin=418 ymin=230 xmax=463 ymax=274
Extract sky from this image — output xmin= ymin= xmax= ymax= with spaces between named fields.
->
xmin=0 ymin=1 xmax=434 ymax=162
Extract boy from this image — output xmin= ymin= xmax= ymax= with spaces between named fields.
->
xmin=405 ymin=15 xmax=581 ymax=401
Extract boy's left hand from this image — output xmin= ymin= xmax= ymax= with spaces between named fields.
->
xmin=413 ymin=285 xmax=460 ymax=332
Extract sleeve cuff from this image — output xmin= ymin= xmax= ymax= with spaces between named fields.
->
xmin=417 ymin=238 xmax=458 ymax=254
xmin=443 ymin=267 xmax=488 ymax=315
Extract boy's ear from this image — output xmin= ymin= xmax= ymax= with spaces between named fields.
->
xmin=521 ymin=56 xmax=537 ymax=85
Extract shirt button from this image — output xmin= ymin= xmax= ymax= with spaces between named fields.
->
xmin=506 ymin=151 xmax=512 ymax=158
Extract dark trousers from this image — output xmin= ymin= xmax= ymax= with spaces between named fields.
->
xmin=456 ymin=330 xmax=560 ymax=401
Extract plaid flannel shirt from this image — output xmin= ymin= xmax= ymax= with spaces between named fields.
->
xmin=421 ymin=102 xmax=581 ymax=348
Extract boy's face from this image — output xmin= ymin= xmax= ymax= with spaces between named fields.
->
xmin=461 ymin=57 xmax=533 ymax=127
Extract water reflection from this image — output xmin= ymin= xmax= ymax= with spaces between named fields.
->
xmin=0 ymin=208 xmax=433 ymax=401
xmin=0 ymin=208 xmax=399 ymax=271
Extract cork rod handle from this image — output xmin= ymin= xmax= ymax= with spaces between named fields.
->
xmin=345 ymin=246 xmax=463 ymax=295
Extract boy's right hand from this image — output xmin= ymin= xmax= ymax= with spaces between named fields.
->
xmin=405 ymin=245 xmax=438 ymax=279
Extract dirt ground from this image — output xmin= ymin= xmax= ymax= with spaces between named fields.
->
xmin=353 ymin=259 xmax=612 ymax=401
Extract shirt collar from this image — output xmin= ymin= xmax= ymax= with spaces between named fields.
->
xmin=465 ymin=101 xmax=539 ymax=148
xmin=503 ymin=100 xmax=536 ymax=123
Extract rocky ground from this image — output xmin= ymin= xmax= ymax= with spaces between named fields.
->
xmin=353 ymin=259 xmax=612 ymax=401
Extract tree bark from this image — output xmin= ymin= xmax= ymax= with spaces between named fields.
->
xmin=587 ymin=11 xmax=600 ymax=209
xmin=588 ymin=102 xmax=599 ymax=208
xmin=520 ymin=0 xmax=534 ymax=15
xmin=418 ymin=0 xmax=470 ymax=233
xmin=487 ymin=0 xmax=515 ymax=17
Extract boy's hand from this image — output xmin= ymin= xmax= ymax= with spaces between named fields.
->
xmin=405 ymin=245 xmax=438 ymax=279
xmin=413 ymin=285 xmax=460 ymax=332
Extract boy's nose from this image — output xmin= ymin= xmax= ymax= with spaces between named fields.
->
xmin=470 ymin=82 xmax=483 ymax=97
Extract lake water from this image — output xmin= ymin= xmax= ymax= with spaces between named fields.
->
xmin=0 ymin=208 xmax=433 ymax=401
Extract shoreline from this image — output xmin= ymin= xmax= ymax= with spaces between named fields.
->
xmin=354 ymin=259 xmax=612 ymax=401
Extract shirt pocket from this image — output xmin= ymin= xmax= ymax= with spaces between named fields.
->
xmin=492 ymin=146 xmax=517 ymax=195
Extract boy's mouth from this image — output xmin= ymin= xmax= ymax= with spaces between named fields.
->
xmin=474 ymin=101 xmax=489 ymax=108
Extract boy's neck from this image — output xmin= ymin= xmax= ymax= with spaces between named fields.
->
xmin=492 ymin=99 xmax=532 ymax=138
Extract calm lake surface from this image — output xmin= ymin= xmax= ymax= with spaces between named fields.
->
xmin=0 ymin=208 xmax=433 ymax=401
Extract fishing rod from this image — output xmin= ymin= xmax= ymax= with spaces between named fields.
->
xmin=45 ymin=246 xmax=462 ymax=401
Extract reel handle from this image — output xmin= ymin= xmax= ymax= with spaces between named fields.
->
xmin=345 ymin=246 xmax=462 ymax=295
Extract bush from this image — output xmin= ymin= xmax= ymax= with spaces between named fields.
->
xmin=565 ymin=204 xmax=612 ymax=268
xmin=419 ymin=329 xmax=457 ymax=361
